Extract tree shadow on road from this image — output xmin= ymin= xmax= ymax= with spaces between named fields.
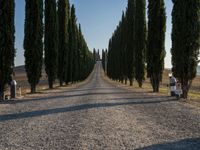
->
xmin=0 ymin=91 xmax=162 ymax=105
xmin=135 ymin=138 xmax=200 ymax=150
xmin=43 ymin=87 xmax=118 ymax=94
xmin=0 ymin=98 xmax=177 ymax=122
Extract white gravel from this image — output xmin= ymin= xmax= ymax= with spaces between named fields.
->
xmin=0 ymin=62 xmax=199 ymax=150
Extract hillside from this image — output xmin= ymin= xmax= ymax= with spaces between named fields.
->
xmin=197 ymin=66 xmax=200 ymax=75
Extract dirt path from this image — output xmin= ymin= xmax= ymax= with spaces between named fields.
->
xmin=0 ymin=62 xmax=199 ymax=150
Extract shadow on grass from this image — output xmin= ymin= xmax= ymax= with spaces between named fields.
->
xmin=136 ymin=138 xmax=200 ymax=150
xmin=0 ymin=98 xmax=177 ymax=122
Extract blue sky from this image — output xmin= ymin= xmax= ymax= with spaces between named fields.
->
xmin=15 ymin=0 xmax=173 ymax=68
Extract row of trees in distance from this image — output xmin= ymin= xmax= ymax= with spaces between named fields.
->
xmin=0 ymin=0 xmax=95 ymax=99
xmin=106 ymin=0 xmax=200 ymax=99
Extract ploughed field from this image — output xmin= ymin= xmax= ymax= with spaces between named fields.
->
xmin=0 ymin=62 xmax=199 ymax=149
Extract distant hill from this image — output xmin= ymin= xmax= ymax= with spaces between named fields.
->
xmin=14 ymin=65 xmax=26 ymax=74
xmin=197 ymin=66 xmax=200 ymax=75
xmin=14 ymin=65 xmax=45 ymax=75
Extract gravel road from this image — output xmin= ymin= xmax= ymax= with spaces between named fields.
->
xmin=0 ymin=62 xmax=200 ymax=150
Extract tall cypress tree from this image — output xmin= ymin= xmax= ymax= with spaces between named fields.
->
xmin=147 ymin=0 xmax=166 ymax=92
xmin=126 ymin=0 xmax=136 ymax=86
xmin=135 ymin=0 xmax=146 ymax=87
xmin=171 ymin=0 xmax=200 ymax=99
xmin=68 ymin=5 xmax=79 ymax=83
xmin=73 ymin=25 xmax=79 ymax=82
xmin=93 ymin=48 xmax=96 ymax=61
xmin=24 ymin=0 xmax=43 ymax=93
xmin=77 ymin=24 xmax=84 ymax=80
xmin=122 ymin=11 xmax=128 ymax=84
xmin=45 ymin=0 xmax=58 ymax=89
xmin=57 ymin=0 xmax=70 ymax=86
xmin=0 ymin=0 xmax=15 ymax=99
xmin=102 ymin=49 xmax=105 ymax=70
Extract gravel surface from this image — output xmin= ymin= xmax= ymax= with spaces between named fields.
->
xmin=0 ymin=62 xmax=200 ymax=150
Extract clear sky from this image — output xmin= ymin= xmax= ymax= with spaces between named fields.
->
xmin=15 ymin=0 xmax=173 ymax=68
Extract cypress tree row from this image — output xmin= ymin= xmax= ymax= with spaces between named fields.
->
xmin=107 ymin=25 xmax=122 ymax=81
xmin=68 ymin=5 xmax=94 ymax=83
xmin=171 ymin=0 xmax=200 ymax=99
xmin=107 ymin=11 xmax=128 ymax=82
xmin=93 ymin=48 xmax=100 ymax=62
xmin=45 ymin=0 xmax=58 ymax=89
xmin=57 ymin=3 xmax=95 ymax=85
xmin=147 ymin=0 xmax=166 ymax=92
xmin=24 ymin=0 xmax=43 ymax=93
xmin=107 ymin=0 xmax=146 ymax=87
xmin=0 ymin=0 xmax=15 ymax=99
xmin=57 ymin=0 xmax=70 ymax=86
xmin=78 ymin=24 xmax=94 ymax=80
xmin=135 ymin=0 xmax=146 ymax=87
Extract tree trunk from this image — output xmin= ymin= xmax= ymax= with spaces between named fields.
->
xmin=155 ymin=77 xmax=160 ymax=92
xmin=31 ymin=84 xmax=36 ymax=94
xmin=60 ymin=80 xmax=63 ymax=86
xmin=150 ymin=77 xmax=155 ymax=92
xmin=125 ymin=78 xmax=127 ymax=85
xmin=65 ymin=81 xmax=69 ymax=85
xmin=0 ymin=84 xmax=5 ymax=100
xmin=151 ymin=74 xmax=159 ymax=93
xmin=121 ymin=78 xmax=124 ymax=84
xmin=49 ymin=79 xmax=53 ymax=89
xmin=138 ymin=81 xmax=142 ymax=88
xmin=0 ymin=88 xmax=4 ymax=100
xmin=129 ymin=78 xmax=133 ymax=86
xmin=155 ymin=83 xmax=159 ymax=93
xmin=182 ymin=80 xmax=189 ymax=99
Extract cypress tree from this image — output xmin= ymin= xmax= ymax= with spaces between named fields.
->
xmin=93 ymin=48 xmax=96 ymax=61
xmin=77 ymin=24 xmax=83 ymax=80
xmin=117 ymin=21 xmax=124 ymax=82
xmin=147 ymin=0 xmax=166 ymax=92
xmin=68 ymin=5 xmax=77 ymax=83
xmin=135 ymin=0 xmax=146 ymax=87
xmin=119 ymin=12 xmax=126 ymax=83
xmin=0 ymin=0 xmax=15 ymax=99
xmin=24 ymin=0 xmax=43 ymax=93
xmin=44 ymin=0 xmax=58 ymax=89
xmin=107 ymin=40 xmax=112 ymax=78
xmin=122 ymin=11 xmax=128 ymax=84
xmin=73 ymin=25 xmax=79 ymax=82
xmin=65 ymin=4 xmax=94 ymax=82
xmin=171 ymin=0 xmax=200 ymax=98
xmin=57 ymin=0 xmax=70 ymax=86
xmin=102 ymin=49 xmax=105 ymax=70
xmin=126 ymin=0 xmax=136 ymax=86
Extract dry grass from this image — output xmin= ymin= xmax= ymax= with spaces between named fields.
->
xmin=4 ymin=66 xmax=200 ymax=101
xmin=105 ymin=69 xmax=200 ymax=101
xmin=4 ymin=65 xmax=95 ymax=98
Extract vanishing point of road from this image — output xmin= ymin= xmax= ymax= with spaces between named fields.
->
xmin=0 ymin=62 xmax=200 ymax=150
